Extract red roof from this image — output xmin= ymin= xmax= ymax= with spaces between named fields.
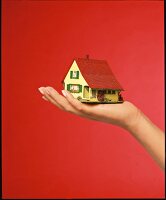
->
xmin=76 ymin=58 xmax=124 ymax=90
xmin=63 ymin=58 xmax=124 ymax=90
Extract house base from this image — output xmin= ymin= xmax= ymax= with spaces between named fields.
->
xmin=79 ymin=100 xmax=124 ymax=104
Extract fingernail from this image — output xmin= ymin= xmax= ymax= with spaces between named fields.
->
xmin=45 ymin=88 xmax=50 ymax=95
xmin=62 ymin=90 xmax=67 ymax=97
xmin=38 ymin=87 xmax=45 ymax=94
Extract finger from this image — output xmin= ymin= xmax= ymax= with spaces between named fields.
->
xmin=42 ymin=96 xmax=48 ymax=101
xmin=61 ymin=90 xmax=92 ymax=114
xmin=44 ymin=87 xmax=84 ymax=115
xmin=39 ymin=87 xmax=98 ymax=121
xmin=40 ymin=87 xmax=64 ymax=110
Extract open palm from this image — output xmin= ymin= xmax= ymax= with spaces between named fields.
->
xmin=38 ymin=86 xmax=140 ymax=129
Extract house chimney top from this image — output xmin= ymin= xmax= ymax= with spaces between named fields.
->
xmin=86 ymin=54 xmax=89 ymax=59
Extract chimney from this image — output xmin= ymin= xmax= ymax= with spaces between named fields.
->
xmin=86 ymin=54 xmax=89 ymax=59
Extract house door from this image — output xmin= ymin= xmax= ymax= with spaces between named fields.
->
xmin=83 ymin=86 xmax=89 ymax=98
xmin=97 ymin=90 xmax=105 ymax=102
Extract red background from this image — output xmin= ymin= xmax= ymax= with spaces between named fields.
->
xmin=2 ymin=0 xmax=164 ymax=198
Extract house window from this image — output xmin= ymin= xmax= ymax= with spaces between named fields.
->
xmin=107 ymin=90 xmax=116 ymax=94
xmin=92 ymin=89 xmax=96 ymax=98
xmin=67 ymin=84 xmax=82 ymax=93
xmin=70 ymin=71 xmax=79 ymax=79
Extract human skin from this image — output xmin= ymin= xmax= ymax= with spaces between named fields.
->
xmin=38 ymin=86 xmax=165 ymax=170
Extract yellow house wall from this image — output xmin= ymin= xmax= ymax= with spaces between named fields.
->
xmin=63 ymin=60 xmax=89 ymax=99
xmin=89 ymin=89 xmax=119 ymax=102
xmin=105 ymin=91 xmax=119 ymax=102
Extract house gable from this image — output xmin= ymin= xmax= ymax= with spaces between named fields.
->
xmin=64 ymin=60 xmax=89 ymax=86
xmin=63 ymin=60 xmax=90 ymax=99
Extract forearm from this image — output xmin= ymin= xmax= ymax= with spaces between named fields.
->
xmin=125 ymin=111 xmax=165 ymax=170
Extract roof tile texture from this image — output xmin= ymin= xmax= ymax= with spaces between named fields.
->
xmin=75 ymin=58 xmax=124 ymax=90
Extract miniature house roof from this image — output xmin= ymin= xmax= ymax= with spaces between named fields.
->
xmin=63 ymin=57 xmax=124 ymax=90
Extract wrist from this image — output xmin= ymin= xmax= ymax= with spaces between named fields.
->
xmin=122 ymin=108 xmax=143 ymax=133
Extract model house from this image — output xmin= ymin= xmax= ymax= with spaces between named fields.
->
xmin=62 ymin=56 xmax=124 ymax=103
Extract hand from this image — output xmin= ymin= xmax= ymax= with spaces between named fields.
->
xmin=38 ymin=86 xmax=141 ymax=129
xmin=38 ymin=86 xmax=165 ymax=169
